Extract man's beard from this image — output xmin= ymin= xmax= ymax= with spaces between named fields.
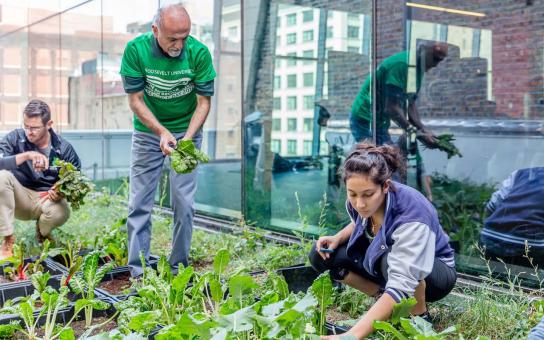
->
xmin=168 ymin=49 xmax=181 ymax=57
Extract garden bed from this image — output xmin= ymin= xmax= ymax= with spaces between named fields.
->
xmin=0 ymin=258 xmax=63 ymax=285
xmin=95 ymin=268 xmax=134 ymax=301
xmin=9 ymin=302 xmax=117 ymax=339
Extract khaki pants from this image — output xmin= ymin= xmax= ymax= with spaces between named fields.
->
xmin=0 ymin=170 xmax=70 ymax=237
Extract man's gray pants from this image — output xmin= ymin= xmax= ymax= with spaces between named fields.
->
xmin=127 ymin=130 xmax=202 ymax=277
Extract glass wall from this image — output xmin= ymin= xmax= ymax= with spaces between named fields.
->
xmin=394 ymin=0 xmax=544 ymax=285
xmin=0 ymin=0 xmax=241 ymax=217
xmin=243 ymin=0 xmax=372 ymax=234
xmin=243 ymin=0 xmax=544 ymax=285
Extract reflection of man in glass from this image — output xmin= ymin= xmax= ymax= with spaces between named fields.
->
xmin=350 ymin=41 xmax=448 ymax=146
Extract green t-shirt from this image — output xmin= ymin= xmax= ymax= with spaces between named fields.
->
xmin=120 ymin=32 xmax=216 ymax=133
xmin=351 ymin=51 xmax=417 ymax=130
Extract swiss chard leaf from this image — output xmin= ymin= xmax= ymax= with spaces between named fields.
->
xmin=128 ymin=310 xmax=162 ymax=335
xmin=53 ymin=159 xmax=94 ymax=210
xmin=171 ymin=139 xmax=209 ymax=174
xmin=391 ymin=297 xmax=417 ymax=324
xmin=228 ymin=275 xmax=258 ymax=301
xmin=213 ymin=249 xmax=230 ymax=278
xmin=0 ymin=321 xmax=21 ymax=338
xmin=373 ymin=320 xmax=409 ymax=340
xmin=156 ymin=312 xmax=216 ymax=339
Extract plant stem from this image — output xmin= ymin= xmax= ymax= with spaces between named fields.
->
xmin=85 ymin=306 xmax=93 ymax=328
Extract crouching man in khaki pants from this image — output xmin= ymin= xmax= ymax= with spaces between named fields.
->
xmin=0 ymin=99 xmax=81 ymax=259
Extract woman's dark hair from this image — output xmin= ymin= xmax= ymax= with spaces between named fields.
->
xmin=23 ymin=99 xmax=51 ymax=125
xmin=341 ymin=143 xmax=406 ymax=186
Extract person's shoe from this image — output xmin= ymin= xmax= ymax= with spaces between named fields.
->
xmin=415 ymin=310 xmax=432 ymax=323
xmin=0 ymin=235 xmax=15 ymax=260
xmin=35 ymin=222 xmax=54 ymax=244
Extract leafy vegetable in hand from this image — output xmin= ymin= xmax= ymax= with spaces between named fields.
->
xmin=170 ymin=140 xmax=209 ymax=174
xmin=41 ymin=159 xmax=94 ymax=210
xmin=422 ymin=133 xmax=462 ymax=159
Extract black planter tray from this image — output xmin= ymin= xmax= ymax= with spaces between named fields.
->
xmin=0 ymin=258 xmax=64 ymax=286
xmin=325 ymin=321 xmax=350 ymax=335
xmin=0 ymin=274 xmax=112 ymax=310
xmin=94 ymin=267 xmax=135 ymax=301
xmin=275 ymin=265 xmax=353 ymax=335
xmin=275 ymin=264 xmax=320 ymax=294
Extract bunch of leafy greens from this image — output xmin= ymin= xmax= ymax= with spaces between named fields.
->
xmin=52 ymin=159 xmax=94 ymax=210
xmin=426 ymin=134 xmax=462 ymax=159
xmin=171 ymin=140 xmax=209 ymax=174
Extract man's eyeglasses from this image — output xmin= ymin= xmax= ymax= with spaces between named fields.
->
xmin=22 ymin=125 xmax=45 ymax=133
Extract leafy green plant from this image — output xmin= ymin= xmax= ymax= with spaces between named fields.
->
xmin=333 ymin=285 xmax=374 ymax=318
xmin=0 ymin=321 xmax=21 ymax=338
xmin=96 ymin=217 xmax=129 ymax=267
xmin=69 ymin=251 xmax=114 ymax=327
xmin=115 ymin=255 xmax=194 ymax=335
xmin=30 ymin=271 xmax=52 ymax=300
xmin=57 ymin=239 xmax=82 ymax=268
xmin=171 ymin=139 xmax=209 ymax=174
xmin=55 ymin=238 xmax=84 ymax=285
xmin=311 ymin=272 xmax=334 ymax=334
xmin=431 ymin=174 xmax=495 ymax=255
xmin=14 ymin=286 xmax=75 ymax=340
xmin=373 ymin=298 xmax=458 ymax=339
xmin=0 ymin=240 xmax=57 ymax=281
xmin=155 ymin=268 xmax=321 ymax=339
xmin=84 ymin=329 xmax=146 ymax=340
xmin=44 ymin=159 xmax=94 ymax=210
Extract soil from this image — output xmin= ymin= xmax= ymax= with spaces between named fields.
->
xmin=0 ymin=275 xmax=13 ymax=284
xmin=13 ymin=316 xmax=117 ymax=339
xmin=191 ymin=260 xmax=214 ymax=273
xmin=98 ymin=272 xmax=132 ymax=295
xmin=326 ymin=305 xmax=356 ymax=325
xmin=251 ymin=272 xmax=269 ymax=285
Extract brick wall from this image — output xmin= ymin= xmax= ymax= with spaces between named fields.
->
xmin=407 ymin=0 xmax=544 ymax=118
xmin=250 ymin=0 xmax=544 ymax=120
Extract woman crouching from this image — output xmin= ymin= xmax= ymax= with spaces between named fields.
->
xmin=310 ymin=143 xmax=456 ymax=339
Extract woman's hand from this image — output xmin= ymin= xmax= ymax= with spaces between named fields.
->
xmin=316 ymin=235 xmax=340 ymax=260
xmin=321 ymin=332 xmax=358 ymax=340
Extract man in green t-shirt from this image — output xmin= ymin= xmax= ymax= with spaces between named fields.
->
xmin=350 ymin=42 xmax=447 ymax=146
xmin=120 ymin=4 xmax=216 ymax=277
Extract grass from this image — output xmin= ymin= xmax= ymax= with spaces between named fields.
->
xmin=430 ymin=250 xmax=544 ymax=339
